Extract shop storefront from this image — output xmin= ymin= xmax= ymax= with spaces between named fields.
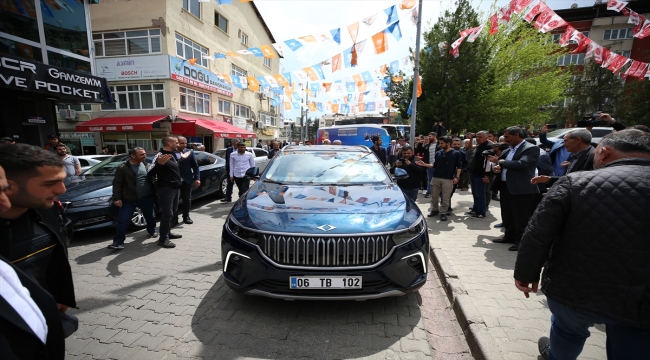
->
xmin=59 ymin=132 xmax=96 ymax=155
xmin=0 ymin=54 xmax=110 ymax=147
xmin=171 ymin=117 xmax=256 ymax=151
xmin=75 ymin=116 xmax=169 ymax=153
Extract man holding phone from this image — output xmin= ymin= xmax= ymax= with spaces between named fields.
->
xmin=539 ymin=124 xmax=571 ymax=177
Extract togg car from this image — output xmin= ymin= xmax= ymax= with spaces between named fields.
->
xmin=221 ymin=145 xmax=429 ymax=300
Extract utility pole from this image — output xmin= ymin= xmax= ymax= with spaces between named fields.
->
xmin=409 ymin=0 xmax=423 ymax=146
xmin=302 ymin=81 xmax=309 ymax=144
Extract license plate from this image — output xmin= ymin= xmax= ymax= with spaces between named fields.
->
xmin=290 ymin=276 xmax=362 ymax=289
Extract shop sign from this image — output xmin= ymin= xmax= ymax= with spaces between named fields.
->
xmin=81 ymin=138 xmax=95 ymax=146
xmin=169 ymin=56 xmax=233 ymax=97
xmin=232 ymin=117 xmax=247 ymax=129
xmin=82 ymin=125 xmax=151 ymax=132
xmin=96 ymin=55 xmax=170 ymax=81
xmin=0 ymin=54 xmax=110 ymax=103
xmin=223 ymin=116 xmax=233 ymax=125
xmin=27 ymin=116 xmax=46 ymax=124
xmin=60 ymin=132 xmax=95 ymax=138
xmin=262 ymin=129 xmax=275 ymax=136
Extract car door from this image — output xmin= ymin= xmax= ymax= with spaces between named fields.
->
xmin=252 ymin=148 xmax=269 ymax=172
xmin=192 ymin=151 xmax=220 ymax=198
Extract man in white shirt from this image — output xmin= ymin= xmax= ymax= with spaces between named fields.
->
xmin=55 ymin=143 xmax=81 ymax=185
xmin=229 ymin=142 xmax=256 ymax=197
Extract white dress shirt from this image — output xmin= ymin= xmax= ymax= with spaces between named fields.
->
xmin=230 ymin=150 xmax=255 ymax=178
xmin=501 ymin=140 xmax=524 ymax=181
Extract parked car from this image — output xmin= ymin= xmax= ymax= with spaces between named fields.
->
xmin=213 ymin=147 xmax=270 ymax=196
xmin=58 ymin=151 xmax=225 ymax=235
xmin=535 ymin=127 xmax=613 ymax=147
xmin=77 ymin=155 xmax=112 ymax=173
xmin=221 ymin=145 xmax=429 ymax=300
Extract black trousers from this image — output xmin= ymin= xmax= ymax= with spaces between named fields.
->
xmin=500 ymin=182 xmax=539 ymax=245
xmin=179 ymin=181 xmax=192 ymax=218
xmin=233 ymin=176 xmax=250 ymax=197
xmin=158 ymin=186 xmax=179 ymax=242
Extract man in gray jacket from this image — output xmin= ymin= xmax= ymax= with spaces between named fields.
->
xmin=489 ymin=126 xmax=540 ymax=251
xmin=109 ymin=147 xmax=156 ymax=250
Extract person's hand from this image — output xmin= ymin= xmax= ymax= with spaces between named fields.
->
xmin=414 ymin=159 xmax=425 ymax=166
xmin=157 ymin=154 xmax=172 ymax=164
xmin=541 ymin=124 xmax=548 ymax=133
xmin=403 ymin=159 xmax=411 ymax=166
xmin=482 ymin=176 xmax=489 ymax=184
xmin=452 ymin=177 xmax=459 ymax=185
xmin=230 ymin=177 xmax=234 ymax=182
xmin=181 ymin=151 xmax=191 ymax=159
xmin=598 ymin=113 xmax=614 ymax=124
xmin=493 ymin=165 xmax=501 ymax=173
xmin=531 ymin=175 xmax=551 ymax=184
xmin=560 ymin=161 xmax=571 ymax=168
xmin=396 ymin=161 xmax=403 ymax=167
xmin=515 ymin=279 xmax=538 ymax=299
xmin=113 ymin=200 xmax=122 ymax=207
xmin=487 ymin=155 xmax=499 ymax=163
xmin=194 ymin=180 xmax=201 ymax=188
xmin=57 ymin=303 xmax=69 ymax=313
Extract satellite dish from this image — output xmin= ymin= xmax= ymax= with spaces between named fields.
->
xmin=571 ymin=3 xmax=578 ymax=8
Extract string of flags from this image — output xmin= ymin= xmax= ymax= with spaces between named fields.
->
xmin=449 ymin=0 xmax=650 ymax=80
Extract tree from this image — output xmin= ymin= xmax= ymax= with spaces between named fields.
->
xmin=618 ymin=79 xmax=650 ymax=127
xmin=383 ymin=70 xmax=413 ymax=121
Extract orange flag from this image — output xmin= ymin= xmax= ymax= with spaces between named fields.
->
xmin=358 ymin=103 xmax=366 ymax=112
xmin=417 ymin=75 xmax=422 ymax=97
xmin=331 ymin=104 xmax=340 ymax=113
xmin=358 ymin=93 xmax=365 ymax=102
xmin=400 ymin=0 xmax=416 ymax=10
xmin=285 ymin=83 xmax=295 ymax=97
xmin=284 ymin=102 xmax=292 ymax=111
xmin=260 ymin=45 xmax=276 ymax=58
xmin=225 ymin=52 xmax=239 ymax=57
xmin=352 ymin=74 xmax=364 ymax=86
xmin=273 ymin=74 xmax=289 ymax=87
xmin=222 ymin=74 xmax=232 ymax=84
xmin=188 ymin=58 xmax=197 ymax=66
xmin=240 ymin=0 xmax=253 ymax=2
xmin=299 ymin=35 xmax=317 ymax=43
xmin=351 ymin=46 xmax=358 ymax=66
xmin=392 ymin=76 xmax=403 ymax=82
xmin=380 ymin=64 xmax=388 ymax=74
xmin=323 ymin=83 xmax=332 ymax=92
xmin=372 ymin=31 xmax=388 ymax=54
xmin=308 ymin=102 xmax=317 ymax=112
xmin=247 ymin=76 xmax=260 ymax=91
xmin=303 ymin=67 xmax=319 ymax=81
xmin=358 ymin=82 xmax=367 ymax=92
xmin=348 ymin=23 xmax=360 ymax=43
xmin=332 ymin=53 xmax=342 ymax=73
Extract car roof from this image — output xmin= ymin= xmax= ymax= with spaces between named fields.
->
xmin=281 ymin=145 xmax=371 ymax=152
xmin=549 ymin=127 xmax=612 ymax=136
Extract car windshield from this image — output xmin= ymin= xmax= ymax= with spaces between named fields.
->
xmin=546 ymin=129 xmax=573 ymax=138
xmin=263 ymin=150 xmax=389 ymax=185
xmin=84 ymin=155 xmax=153 ymax=176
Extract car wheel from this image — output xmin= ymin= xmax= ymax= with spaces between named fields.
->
xmin=130 ymin=207 xmax=147 ymax=229
xmin=217 ymin=174 xmax=228 ymax=198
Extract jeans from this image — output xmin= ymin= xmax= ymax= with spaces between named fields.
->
xmin=113 ymin=194 xmax=156 ymax=245
xmin=430 ymin=178 xmax=454 ymax=213
xmin=224 ymin=172 xmax=234 ymax=201
xmin=179 ymin=181 xmax=192 ymax=218
xmin=426 ymin=168 xmax=434 ymax=193
xmin=233 ymin=176 xmax=250 ymax=197
xmin=158 ymin=186 xmax=179 ymax=242
xmin=403 ymin=189 xmax=419 ymax=202
xmin=470 ymin=175 xmax=486 ymax=215
xmin=547 ymin=298 xmax=650 ymax=360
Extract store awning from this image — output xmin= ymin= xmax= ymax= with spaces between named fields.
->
xmin=76 ymin=116 xmax=166 ymax=132
xmin=172 ymin=117 xmax=256 ymax=139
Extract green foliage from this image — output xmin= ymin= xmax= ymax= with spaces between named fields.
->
xmin=383 ymin=70 xmax=413 ymax=121
xmin=618 ymin=79 xmax=650 ymax=127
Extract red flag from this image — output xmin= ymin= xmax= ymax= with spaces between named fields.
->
xmin=623 ymin=60 xmax=641 ymax=78
xmin=601 ymin=48 xmax=614 ymax=68
xmin=634 ymin=20 xmax=650 ymax=39
xmin=467 ymin=25 xmax=484 ymax=43
xmin=607 ymin=0 xmax=628 ymax=12
xmin=608 ymin=55 xmax=630 ymax=73
xmin=533 ymin=6 xmax=556 ymax=31
xmin=633 ymin=62 xmax=649 ymax=78
xmin=572 ymin=34 xmax=590 ymax=54
xmin=499 ymin=6 xmax=514 ymax=23
xmin=523 ymin=1 xmax=547 ymax=23
xmin=512 ymin=0 xmax=535 ymax=13
xmin=628 ymin=11 xmax=644 ymax=26
xmin=539 ymin=14 xmax=568 ymax=33
xmin=559 ymin=26 xmax=577 ymax=46
xmin=489 ymin=13 xmax=499 ymax=35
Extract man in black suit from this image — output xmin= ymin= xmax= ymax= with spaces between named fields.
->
xmin=489 ymin=126 xmax=540 ymax=251
xmin=524 ymin=138 xmax=554 ymax=195
xmin=432 ymin=121 xmax=446 ymax=138
xmin=371 ymin=135 xmax=387 ymax=166
xmin=176 ymin=136 xmax=200 ymax=225
xmin=220 ymin=138 xmax=239 ymax=203
xmin=267 ymin=141 xmax=280 ymax=159
xmin=531 ymin=129 xmax=594 ymax=189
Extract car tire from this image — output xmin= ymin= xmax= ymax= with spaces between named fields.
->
xmin=130 ymin=207 xmax=147 ymax=229
xmin=217 ymin=174 xmax=228 ymax=198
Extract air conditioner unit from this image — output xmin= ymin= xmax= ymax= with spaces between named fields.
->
xmin=261 ymin=93 xmax=268 ymax=100
xmin=58 ymin=109 xmax=77 ymax=120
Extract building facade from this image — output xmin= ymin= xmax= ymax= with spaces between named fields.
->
xmin=59 ymin=0 xmax=281 ymax=154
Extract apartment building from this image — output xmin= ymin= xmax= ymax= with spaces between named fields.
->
xmin=57 ymin=0 xmax=280 ymax=154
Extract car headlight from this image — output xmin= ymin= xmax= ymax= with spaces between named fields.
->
xmin=227 ymin=217 xmax=260 ymax=244
xmin=392 ymin=218 xmax=425 ymax=246
xmin=68 ymin=196 xmax=113 ymax=208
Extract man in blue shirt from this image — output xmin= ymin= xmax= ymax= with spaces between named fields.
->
xmin=539 ymin=125 xmax=571 ymax=177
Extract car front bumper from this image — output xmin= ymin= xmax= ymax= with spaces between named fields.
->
xmin=221 ymin=225 xmax=429 ymax=300
xmin=64 ymin=205 xmax=116 ymax=232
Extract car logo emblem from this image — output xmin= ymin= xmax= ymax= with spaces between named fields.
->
xmin=317 ymin=224 xmax=336 ymax=232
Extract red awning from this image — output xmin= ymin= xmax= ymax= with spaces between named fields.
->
xmin=76 ymin=116 xmax=166 ymax=132
xmin=173 ymin=117 xmax=256 ymax=139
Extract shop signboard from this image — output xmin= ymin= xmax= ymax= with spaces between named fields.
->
xmin=0 ymin=54 xmax=111 ymax=103
xmin=95 ymin=55 xmax=170 ymax=81
xmin=169 ymin=56 xmax=234 ymax=97
xmin=232 ymin=117 xmax=247 ymax=129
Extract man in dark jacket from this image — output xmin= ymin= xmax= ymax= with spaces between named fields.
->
xmin=148 ymin=136 xmax=182 ymax=248
xmin=467 ymin=131 xmax=492 ymax=218
xmin=389 ymin=146 xmax=424 ymax=201
xmin=109 ymin=147 xmax=157 ymax=250
xmin=489 ymin=127 xmax=540 ymax=251
xmin=514 ymin=130 xmax=650 ymax=360
xmin=531 ymin=129 xmax=594 ymax=189
xmin=176 ymin=136 xmax=200 ymax=225
xmin=371 ymin=135 xmax=387 ymax=166
xmin=220 ymin=138 xmax=239 ymax=203
xmin=0 ymin=144 xmax=77 ymax=321
xmin=267 ymin=141 xmax=280 ymax=159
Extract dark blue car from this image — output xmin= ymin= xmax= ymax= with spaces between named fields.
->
xmin=59 ymin=151 xmax=225 ymax=236
xmin=222 ymin=145 xmax=429 ymax=300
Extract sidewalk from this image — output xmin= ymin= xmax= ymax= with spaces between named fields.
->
xmin=417 ymin=189 xmax=606 ymax=360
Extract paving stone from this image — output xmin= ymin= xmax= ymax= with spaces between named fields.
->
xmin=106 ymin=329 xmax=144 ymax=346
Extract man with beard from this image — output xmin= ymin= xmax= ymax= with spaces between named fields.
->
xmin=390 ymin=146 xmax=424 ymax=201
xmin=466 ymin=131 xmax=492 ymax=219
xmin=268 ymin=141 xmax=281 ymax=159
xmin=220 ymin=139 xmax=239 ymax=203
xmin=417 ymin=137 xmax=461 ymax=221
xmin=175 ymin=136 xmax=199 ymax=225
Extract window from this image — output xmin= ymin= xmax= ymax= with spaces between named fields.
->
xmin=215 ymin=12 xmax=228 ymax=33
xmin=180 ymin=87 xmax=211 ymax=115
xmin=552 ymin=34 xmax=561 ymax=43
xmin=604 ymin=28 xmax=633 ymax=40
xmin=175 ymin=34 xmax=208 ymax=68
xmin=233 ymin=103 xmax=250 ymax=119
xmin=253 ymin=149 xmax=267 ymax=158
xmin=240 ymin=31 xmax=248 ymax=45
xmin=218 ymin=99 xmax=232 ymax=115
xmin=615 ymin=50 xmax=631 ymax=58
xmin=568 ymin=32 xmax=590 ymax=45
xmin=195 ymin=152 xmax=217 ymax=166
xmin=263 ymin=57 xmax=271 ymax=68
xmin=101 ymin=84 xmax=165 ymax=110
xmin=93 ymin=29 xmax=161 ymax=57
xmin=260 ymin=112 xmax=277 ymax=126
xmin=557 ymin=53 xmax=585 ymax=66
xmin=231 ymin=64 xmax=247 ymax=77
xmin=183 ymin=0 xmax=201 ymax=19
xmin=56 ymin=104 xmax=92 ymax=112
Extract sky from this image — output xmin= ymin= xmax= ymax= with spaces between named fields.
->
xmin=252 ymin=0 xmax=603 ymax=121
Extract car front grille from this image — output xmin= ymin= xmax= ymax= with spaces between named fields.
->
xmin=260 ymin=234 xmax=394 ymax=267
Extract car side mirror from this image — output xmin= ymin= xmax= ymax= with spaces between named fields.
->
xmin=393 ymin=167 xmax=408 ymax=180
xmin=246 ymin=167 xmax=260 ymax=178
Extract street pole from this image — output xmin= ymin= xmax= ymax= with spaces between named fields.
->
xmin=303 ymin=81 xmax=309 ymax=144
xmin=409 ymin=0 xmax=423 ymax=146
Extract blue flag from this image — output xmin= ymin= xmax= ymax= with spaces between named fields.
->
xmin=343 ymin=47 xmax=353 ymax=68
xmin=216 ymin=0 xmax=233 ymax=4
xmin=384 ymin=5 xmax=398 ymax=24
xmin=390 ymin=60 xmax=399 ymax=74
xmin=312 ymin=65 xmax=325 ymax=80
xmin=366 ymin=102 xmax=376 ymax=112
xmin=347 ymin=94 xmax=353 ymax=103
xmin=283 ymin=72 xmax=292 ymax=85
xmin=214 ymin=53 xmax=227 ymax=59
xmin=292 ymin=102 xmax=301 ymax=110
xmin=346 ymin=82 xmax=356 ymax=93
xmin=310 ymin=83 xmax=321 ymax=97
xmin=361 ymin=71 xmax=374 ymax=83
xmin=248 ymin=47 xmax=263 ymax=57
xmin=330 ymin=28 xmax=341 ymax=45
xmin=388 ymin=22 xmax=402 ymax=41
xmin=292 ymin=93 xmax=301 ymax=102
xmin=284 ymin=39 xmax=303 ymax=51
xmin=407 ymin=99 xmax=413 ymax=115
xmin=317 ymin=103 xmax=324 ymax=112
xmin=231 ymin=76 xmax=243 ymax=89
xmin=257 ymin=76 xmax=270 ymax=87
xmin=381 ymin=78 xmax=391 ymax=90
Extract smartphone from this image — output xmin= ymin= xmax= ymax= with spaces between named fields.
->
xmin=546 ymin=124 xmax=558 ymax=129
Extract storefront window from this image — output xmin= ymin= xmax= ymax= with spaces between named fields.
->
xmin=0 ymin=37 xmax=43 ymax=63
xmin=102 ymin=133 xmax=127 ymax=154
xmin=47 ymin=51 xmax=91 ymax=73
xmin=42 ymin=0 xmax=89 ymax=57
xmin=0 ymin=0 xmax=40 ymax=43
xmin=127 ymin=133 xmax=153 ymax=151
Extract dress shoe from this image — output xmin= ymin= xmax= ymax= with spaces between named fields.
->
xmin=508 ymin=244 xmax=520 ymax=251
xmin=171 ymin=219 xmax=179 ymax=228
xmin=183 ymin=217 xmax=193 ymax=224
xmin=440 ymin=214 xmax=447 ymax=221
xmin=220 ymin=199 xmax=231 ymax=203
xmin=538 ymin=337 xmax=550 ymax=360
xmin=424 ymin=192 xmax=430 ymax=198
xmin=428 ymin=211 xmax=439 ymax=217
xmin=492 ymin=237 xmax=514 ymax=244
xmin=158 ymin=241 xmax=176 ymax=248
xmin=493 ymin=223 xmax=504 ymax=228
xmin=492 ymin=195 xmax=500 ymax=201
xmin=169 ymin=233 xmax=182 ymax=239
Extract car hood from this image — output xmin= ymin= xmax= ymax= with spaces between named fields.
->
xmin=58 ymin=177 xmax=114 ymax=201
xmin=230 ymin=182 xmax=421 ymax=234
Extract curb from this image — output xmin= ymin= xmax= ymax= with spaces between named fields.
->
xmin=429 ymin=245 xmax=504 ymax=360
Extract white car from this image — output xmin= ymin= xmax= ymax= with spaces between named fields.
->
xmin=77 ymin=155 xmax=112 ymax=173
xmin=536 ymin=127 xmax=613 ymax=147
